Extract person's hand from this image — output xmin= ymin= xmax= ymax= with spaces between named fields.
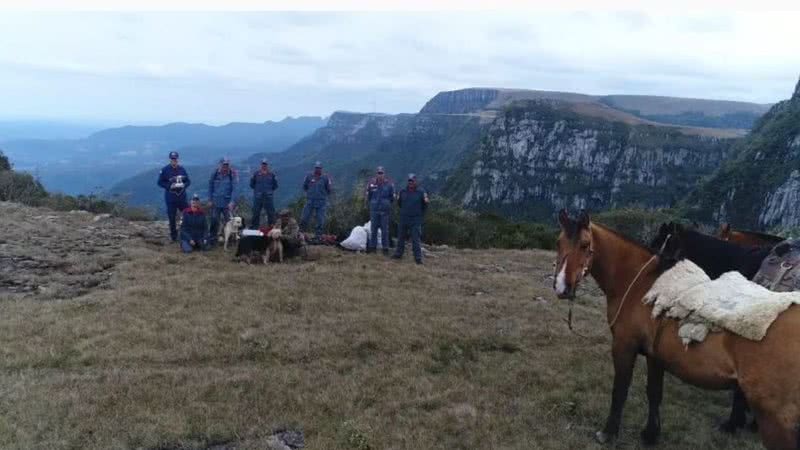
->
xmin=190 ymin=240 xmax=196 ymax=246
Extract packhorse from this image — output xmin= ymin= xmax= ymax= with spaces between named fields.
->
xmin=719 ymin=223 xmax=785 ymax=248
xmin=554 ymin=210 xmax=800 ymax=449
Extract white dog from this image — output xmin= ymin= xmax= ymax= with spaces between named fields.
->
xmin=267 ymin=228 xmax=284 ymax=263
xmin=223 ymin=216 xmax=244 ymax=251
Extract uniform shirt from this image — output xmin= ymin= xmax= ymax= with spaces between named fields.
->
xmin=209 ymin=168 xmax=238 ymax=205
xmin=180 ymin=207 xmax=207 ymax=241
xmin=397 ymin=187 xmax=429 ymax=218
xmin=303 ymin=173 xmax=332 ymax=201
xmin=250 ymin=170 xmax=278 ymax=196
xmin=157 ymin=164 xmax=191 ymax=200
xmin=366 ymin=178 xmax=395 ymax=213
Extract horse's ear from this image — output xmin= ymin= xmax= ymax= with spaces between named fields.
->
xmin=558 ymin=209 xmax=570 ymax=229
xmin=577 ymin=210 xmax=590 ymax=229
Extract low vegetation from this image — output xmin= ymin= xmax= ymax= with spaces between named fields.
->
xmin=0 ymin=150 xmax=156 ymax=221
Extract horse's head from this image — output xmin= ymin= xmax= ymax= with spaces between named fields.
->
xmin=554 ymin=209 xmax=593 ymax=299
xmin=649 ymin=222 xmax=684 ymax=269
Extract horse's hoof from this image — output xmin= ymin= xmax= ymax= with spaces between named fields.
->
xmin=640 ymin=427 xmax=660 ymax=446
xmin=595 ymin=431 xmax=613 ymax=444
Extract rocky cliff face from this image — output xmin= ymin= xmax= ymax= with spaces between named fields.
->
xmin=419 ymin=89 xmax=500 ymax=114
xmin=446 ymin=101 xmax=735 ymax=220
xmin=684 ymin=76 xmax=800 ymax=230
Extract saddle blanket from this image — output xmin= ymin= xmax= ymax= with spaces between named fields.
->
xmin=643 ymin=259 xmax=800 ymax=345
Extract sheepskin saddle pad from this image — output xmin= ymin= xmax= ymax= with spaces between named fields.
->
xmin=643 ymin=259 xmax=800 ymax=345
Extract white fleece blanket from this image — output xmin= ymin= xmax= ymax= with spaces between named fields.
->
xmin=643 ymin=259 xmax=800 ymax=344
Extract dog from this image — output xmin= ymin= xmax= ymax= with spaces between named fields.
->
xmin=235 ymin=233 xmax=268 ymax=264
xmin=223 ymin=216 xmax=244 ymax=251
xmin=267 ymin=228 xmax=284 ymax=263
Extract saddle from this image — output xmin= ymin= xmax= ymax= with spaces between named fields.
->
xmin=752 ymin=239 xmax=800 ymax=292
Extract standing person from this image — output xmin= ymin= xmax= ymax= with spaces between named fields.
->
xmin=392 ymin=174 xmax=429 ymax=264
xmin=156 ymin=151 xmax=191 ymax=242
xmin=300 ymin=161 xmax=332 ymax=242
xmin=180 ymin=194 xmax=209 ymax=253
xmin=250 ymin=158 xmax=278 ymax=228
xmin=365 ymin=166 xmax=394 ymax=255
xmin=208 ymin=157 xmax=238 ymax=244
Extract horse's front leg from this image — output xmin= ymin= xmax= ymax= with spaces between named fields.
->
xmin=596 ymin=343 xmax=637 ymax=444
xmin=641 ymin=356 xmax=663 ymax=445
xmin=719 ymin=387 xmax=748 ymax=433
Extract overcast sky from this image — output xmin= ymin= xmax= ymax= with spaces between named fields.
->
xmin=1 ymin=11 xmax=798 ymax=125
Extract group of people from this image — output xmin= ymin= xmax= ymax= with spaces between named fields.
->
xmin=157 ymin=152 xmax=429 ymax=263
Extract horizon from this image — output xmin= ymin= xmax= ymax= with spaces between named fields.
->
xmin=1 ymin=11 xmax=799 ymax=125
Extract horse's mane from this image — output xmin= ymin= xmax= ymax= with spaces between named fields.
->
xmin=592 ymin=222 xmax=653 ymax=254
xmin=733 ymin=229 xmax=785 ymax=244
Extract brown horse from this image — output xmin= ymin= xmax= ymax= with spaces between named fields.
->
xmin=719 ymin=223 xmax=785 ymax=248
xmin=555 ymin=209 xmax=800 ymax=449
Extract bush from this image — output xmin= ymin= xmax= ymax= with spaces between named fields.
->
xmin=0 ymin=169 xmax=48 ymax=204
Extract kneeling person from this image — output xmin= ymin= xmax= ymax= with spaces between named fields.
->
xmin=180 ymin=194 xmax=209 ymax=253
xmin=273 ymin=209 xmax=306 ymax=259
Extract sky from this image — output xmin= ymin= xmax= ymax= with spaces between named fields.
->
xmin=0 ymin=11 xmax=799 ymax=125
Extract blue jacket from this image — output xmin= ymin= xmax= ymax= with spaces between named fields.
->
xmin=250 ymin=170 xmax=278 ymax=196
xmin=398 ymin=188 xmax=428 ymax=220
xmin=180 ymin=207 xmax=207 ymax=242
xmin=303 ymin=173 xmax=332 ymax=203
xmin=209 ymin=169 xmax=238 ymax=206
xmin=366 ymin=178 xmax=395 ymax=213
xmin=157 ymin=164 xmax=191 ymax=203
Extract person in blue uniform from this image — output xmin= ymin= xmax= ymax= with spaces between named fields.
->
xmin=207 ymin=157 xmax=239 ymax=245
xmin=300 ymin=161 xmax=332 ymax=241
xmin=392 ymin=174 xmax=429 ymax=264
xmin=180 ymin=194 xmax=209 ymax=253
xmin=365 ymin=166 xmax=394 ymax=255
xmin=250 ymin=158 xmax=278 ymax=228
xmin=156 ymin=151 xmax=191 ymax=242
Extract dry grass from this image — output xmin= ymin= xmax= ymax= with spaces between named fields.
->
xmin=0 ymin=206 xmax=764 ymax=449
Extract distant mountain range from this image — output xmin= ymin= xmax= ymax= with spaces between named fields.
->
xmin=107 ymin=86 xmax=775 ymax=220
xmin=0 ymin=116 xmax=326 ymax=194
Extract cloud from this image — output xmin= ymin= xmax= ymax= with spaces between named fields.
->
xmin=0 ymin=11 xmax=798 ymax=124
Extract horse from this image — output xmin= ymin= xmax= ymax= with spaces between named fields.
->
xmin=719 ymin=223 xmax=785 ymax=248
xmin=554 ymin=209 xmax=800 ymax=449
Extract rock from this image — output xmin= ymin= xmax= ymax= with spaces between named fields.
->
xmin=267 ymin=429 xmax=304 ymax=450
xmin=93 ymin=214 xmax=112 ymax=222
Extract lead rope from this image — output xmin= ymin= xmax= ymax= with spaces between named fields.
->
xmin=607 ymin=234 xmax=672 ymax=331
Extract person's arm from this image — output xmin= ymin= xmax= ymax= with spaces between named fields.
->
xmin=397 ymin=191 xmax=403 ymax=208
xmin=326 ymin=176 xmax=333 ymax=194
xmin=249 ymin=173 xmax=256 ymax=190
xmin=422 ymin=190 xmax=429 ymax=213
xmin=389 ymin=184 xmax=395 ymax=204
xmin=208 ymin=173 xmax=216 ymax=205
xmin=302 ymin=175 xmax=310 ymax=192
xmin=229 ymin=172 xmax=239 ymax=209
xmin=157 ymin=168 xmax=170 ymax=190
xmin=272 ymin=174 xmax=278 ymax=191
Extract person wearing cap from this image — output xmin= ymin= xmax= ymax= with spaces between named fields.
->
xmin=249 ymin=158 xmax=279 ymax=229
xmin=208 ymin=157 xmax=239 ymax=244
xmin=157 ymin=151 xmax=191 ymax=241
xmin=365 ymin=166 xmax=395 ymax=255
xmin=300 ymin=161 xmax=333 ymax=241
xmin=392 ymin=174 xmax=429 ymax=264
xmin=179 ymin=194 xmax=209 ymax=253
xmin=275 ymin=208 xmax=306 ymax=258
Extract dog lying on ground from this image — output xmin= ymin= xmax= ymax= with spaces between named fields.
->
xmin=223 ymin=216 xmax=244 ymax=251
xmin=267 ymin=228 xmax=284 ymax=263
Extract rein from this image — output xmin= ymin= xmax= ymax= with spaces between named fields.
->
xmin=607 ymin=233 xmax=671 ymax=331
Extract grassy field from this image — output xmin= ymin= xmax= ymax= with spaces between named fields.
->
xmin=0 ymin=205 xmax=764 ymax=449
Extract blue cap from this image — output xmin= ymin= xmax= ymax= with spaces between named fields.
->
xmin=314 ymin=161 xmax=322 ymax=168
xmin=408 ymin=173 xmax=416 ymax=180
xmin=221 ymin=157 xmax=230 ymax=165
xmin=191 ymin=193 xmax=200 ymax=201
xmin=376 ymin=166 xmax=385 ymax=174
xmin=261 ymin=158 xmax=268 ymax=165
xmin=169 ymin=151 xmax=179 ymax=159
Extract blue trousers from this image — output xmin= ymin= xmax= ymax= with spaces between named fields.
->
xmin=251 ymin=194 xmax=275 ymax=229
xmin=301 ymin=201 xmax=327 ymax=238
xmin=394 ymin=218 xmax=422 ymax=261
xmin=181 ymin=238 xmax=209 ymax=253
xmin=208 ymin=206 xmax=230 ymax=243
xmin=368 ymin=210 xmax=390 ymax=251
xmin=166 ymin=198 xmax=187 ymax=241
